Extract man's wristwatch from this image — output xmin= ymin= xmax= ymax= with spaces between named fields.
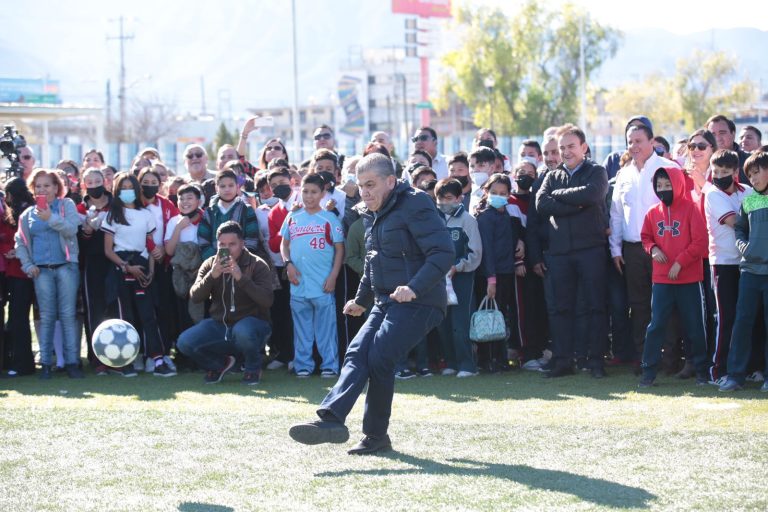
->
xmin=284 ymin=260 xmax=293 ymax=267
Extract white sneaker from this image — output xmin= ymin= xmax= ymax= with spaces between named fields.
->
xmin=746 ymin=371 xmax=765 ymax=382
xmin=441 ymin=368 xmax=457 ymax=376
xmin=522 ymin=359 xmax=543 ymax=371
xmin=456 ymin=370 xmax=479 ymax=378
xmin=287 ymin=361 xmax=294 ymax=371
xmin=163 ymin=355 xmax=177 ymax=372
xmin=709 ymin=376 xmax=728 ymax=387
xmin=266 ymin=360 xmax=286 ymax=370
xmin=144 ymin=357 xmax=155 ymax=373
xmin=133 ymin=357 xmax=145 ymax=372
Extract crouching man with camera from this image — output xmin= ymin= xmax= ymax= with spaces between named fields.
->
xmin=177 ymin=221 xmax=273 ymax=385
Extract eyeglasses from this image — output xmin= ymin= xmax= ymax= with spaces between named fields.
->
xmin=411 ymin=134 xmax=434 ymax=143
xmin=265 ymin=145 xmax=284 ymax=152
xmin=687 ymin=142 xmax=710 ymax=151
xmin=314 ymin=133 xmax=332 ymax=141
xmin=21 ymin=155 xmax=33 ymax=160
xmin=186 ymin=151 xmax=204 ymax=159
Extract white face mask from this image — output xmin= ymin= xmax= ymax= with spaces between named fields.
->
xmin=263 ymin=196 xmax=279 ymax=207
xmin=471 ymin=172 xmax=489 ymax=187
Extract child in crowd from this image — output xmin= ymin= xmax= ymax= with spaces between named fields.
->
xmin=280 ymin=173 xmax=345 ymax=378
xmin=703 ymin=150 xmax=753 ymax=385
xmin=639 ymin=167 xmax=708 ymax=387
xmin=475 ymin=173 xmax=523 ymax=372
xmin=720 ymin=151 xmax=768 ymax=392
xmin=435 ymin=178 xmax=482 ymax=377
xmin=468 ymin=147 xmax=497 ymax=214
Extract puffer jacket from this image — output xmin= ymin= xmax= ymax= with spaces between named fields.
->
xmin=735 ymin=191 xmax=768 ymax=275
xmin=354 ymin=181 xmax=454 ymax=313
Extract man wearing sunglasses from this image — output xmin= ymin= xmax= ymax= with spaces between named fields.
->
xmin=183 ymin=144 xmax=215 ymax=184
xmin=411 ymin=127 xmax=448 ymax=180
xmin=610 ymin=124 xmax=677 ymax=365
xmin=312 ymin=125 xmax=345 ymax=170
xmin=19 ymin=146 xmax=36 ymax=181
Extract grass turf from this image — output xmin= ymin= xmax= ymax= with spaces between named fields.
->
xmin=1 ymin=366 xmax=767 ymax=511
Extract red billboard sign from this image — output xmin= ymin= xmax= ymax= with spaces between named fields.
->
xmin=392 ymin=0 xmax=452 ymax=18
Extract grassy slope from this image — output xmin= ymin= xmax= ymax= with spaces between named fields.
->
xmin=1 ymin=367 xmax=767 ymax=512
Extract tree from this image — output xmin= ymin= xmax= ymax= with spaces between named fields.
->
xmin=126 ymin=97 xmax=179 ymax=143
xmin=676 ymin=50 xmax=754 ymax=130
xmin=603 ymin=50 xmax=755 ymax=134
xmin=207 ymin=122 xmax=239 ymax=159
xmin=435 ymin=1 xmax=621 ymax=135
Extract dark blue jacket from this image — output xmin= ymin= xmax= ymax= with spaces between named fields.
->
xmin=535 ymin=159 xmax=608 ymax=256
xmin=354 ymin=181 xmax=454 ymax=312
xmin=476 ymin=205 xmax=521 ymax=278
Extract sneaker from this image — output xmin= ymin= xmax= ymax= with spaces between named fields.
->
xmin=295 ymin=369 xmax=311 ymax=378
xmin=163 ymin=355 xmax=177 ymax=373
xmin=441 ymin=368 xmax=457 ymax=376
xmin=418 ymin=368 xmax=433 ymax=377
xmin=576 ymin=358 xmax=590 ymax=372
xmin=695 ymin=375 xmax=708 ymax=386
xmin=709 ymin=376 xmax=728 ymax=387
xmin=144 ymin=357 xmax=155 ymax=373
xmin=109 ymin=366 xmax=138 ymax=378
xmin=538 ymin=359 xmax=555 ymax=373
xmin=320 ymin=369 xmax=338 ymax=379
xmin=94 ymin=365 xmax=109 ymax=376
xmin=39 ymin=365 xmax=53 ymax=380
xmin=153 ymin=362 xmax=177 ymax=378
xmin=522 ymin=359 xmax=543 ymax=371
xmin=6 ymin=370 xmax=18 ymax=377
xmin=204 ymin=356 xmax=236 ymax=384
xmin=395 ymin=370 xmax=416 ymax=380
xmin=266 ymin=360 xmax=286 ymax=370
xmin=637 ymin=376 xmax=655 ymax=388
xmin=761 ymin=381 xmax=768 ymax=392
xmin=746 ymin=371 xmax=765 ymax=383
xmin=133 ymin=357 xmax=145 ymax=372
xmin=287 ymin=361 xmax=294 ymax=372
xmin=242 ymin=371 xmax=261 ymax=385
xmin=456 ymin=370 xmax=479 ymax=378
xmin=718 ymin=379 xmax=742 ymax=392
xmin=65 ymin=364 xmax=85 ymax=379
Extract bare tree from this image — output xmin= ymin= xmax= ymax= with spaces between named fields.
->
xmin=125 ymin=97 xmax=180 ymax=142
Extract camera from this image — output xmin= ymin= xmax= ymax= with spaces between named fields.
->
xmin=0 ymin=124 xmax=27 ymax=180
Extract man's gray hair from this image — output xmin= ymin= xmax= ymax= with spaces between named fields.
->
xmin=356 ymin=153 xmax=395 ymax=178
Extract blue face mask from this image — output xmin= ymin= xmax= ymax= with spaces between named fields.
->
xmin=119 ymin=189 xmax=136 ymax=204
xmin=488 ymin=194 xmax=508 ymax=209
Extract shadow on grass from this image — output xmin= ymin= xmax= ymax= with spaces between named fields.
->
xmin=317 ymin=452 xmax=657 ymax=509
xmin=0 ymin=366 xmax=762 ymax=403
xmin=178 ymin=503 xmax=233 ymax=512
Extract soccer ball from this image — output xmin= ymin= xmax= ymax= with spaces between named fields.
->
xmin=91 ymin=319 xmax=140 ymax=368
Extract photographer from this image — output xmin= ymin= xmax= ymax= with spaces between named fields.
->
xmin=177 ymin=221 xmax=273 ymax=385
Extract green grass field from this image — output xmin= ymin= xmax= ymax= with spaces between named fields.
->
xmin=1 ymin=366 xmax=767 ymax=511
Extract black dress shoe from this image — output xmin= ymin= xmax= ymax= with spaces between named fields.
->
xmin=591 ymin=366 xmax=607 ymax=379
xmin=289 ymin=420 xmax=349 ymax=445
xmin=543 ymin=365 xmax=574 ymax=378
xmin=347 ymin=434 xmax=392 ymax=455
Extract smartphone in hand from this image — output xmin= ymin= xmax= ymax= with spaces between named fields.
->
xmin=36 ymin=195 xmax=48 ymax=209
xmin=217 ymin=247 xmax=230 ymax=263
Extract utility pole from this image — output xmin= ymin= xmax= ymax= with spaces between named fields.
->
xmin=290 ymin=0 xmax=302 ymax=163
xmin=107 ymin=16 xmax=134 ymax=142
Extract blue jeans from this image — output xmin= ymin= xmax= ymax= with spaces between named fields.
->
xmin=177 ymin=316 xmax=271 ymax=372
xmin=291 ymin=293 xmax=339 ymax=373
xmin=438 ymin=271 xmax=477 ymax=372
xmin=33 ymin=263 xmax=80 ymax=366
xmin=726 ymin=272 xmax=768 ymax=384
xmin=642 ymin=282 xmax=708 ymax=380
xmin=318 ymin=301 xmax=444 ymax=437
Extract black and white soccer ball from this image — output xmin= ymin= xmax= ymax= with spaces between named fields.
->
xmin=91 ymin=319 xmax=140 ymax=368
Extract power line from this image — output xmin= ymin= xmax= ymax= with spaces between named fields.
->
xmin=107 ymin=16 xmax=134 ymax=142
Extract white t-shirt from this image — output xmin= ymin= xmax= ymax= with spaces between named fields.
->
xmin=704 ymin=185 xmax=753 ymax=265
xmin=164 ymin=214 xmax=199 ymax=244
xmin=102 ymin=208 xmax=156 ymax=259
xmin=145 ymin=202 xmax=165 ymax=247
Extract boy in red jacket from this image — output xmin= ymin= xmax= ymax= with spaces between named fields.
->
xmin=639 ymin=167 xmax=709 ymax=387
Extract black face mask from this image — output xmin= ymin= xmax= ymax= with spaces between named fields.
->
xmin=454 ymin=175 xmax=469 ymax=188
xmin=182 ymin=209 xmax=198 ymax=218
xmin=713 ymin=176 xmax=734 ymax=191
xmin=141 ymin=185 xmax=159 ymax=199
xmin=272 ymin=184 xmax=292 ymax=201
xmin=656 ymin=190 xmax=673 ymax=207
xmin=87 ymin=185 xmax=105 ymax=199
xmin=515 ymin=175 xmax=535 ymax=191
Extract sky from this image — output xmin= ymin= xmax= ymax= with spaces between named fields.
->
xmin=3 ymin=0 xmax=767 ymax=118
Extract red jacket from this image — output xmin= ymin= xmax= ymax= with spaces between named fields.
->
xmin=143 ymin=195 xmax=179 ymax=252
xmin=641 ymin=167 xmax=708 ymax=284
xmin=268 ymin=202 xmax=289 ymax=256
xmin=0 ymin=219 xmax=26 ymax=279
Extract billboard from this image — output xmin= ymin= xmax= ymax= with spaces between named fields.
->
xmin=392 ymin=0 xmax=452 ymax=18
xmin=0 ymin=78 xmax=62 ymax=104
xmin=337 ymin=72 xmax=368 ymax=138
